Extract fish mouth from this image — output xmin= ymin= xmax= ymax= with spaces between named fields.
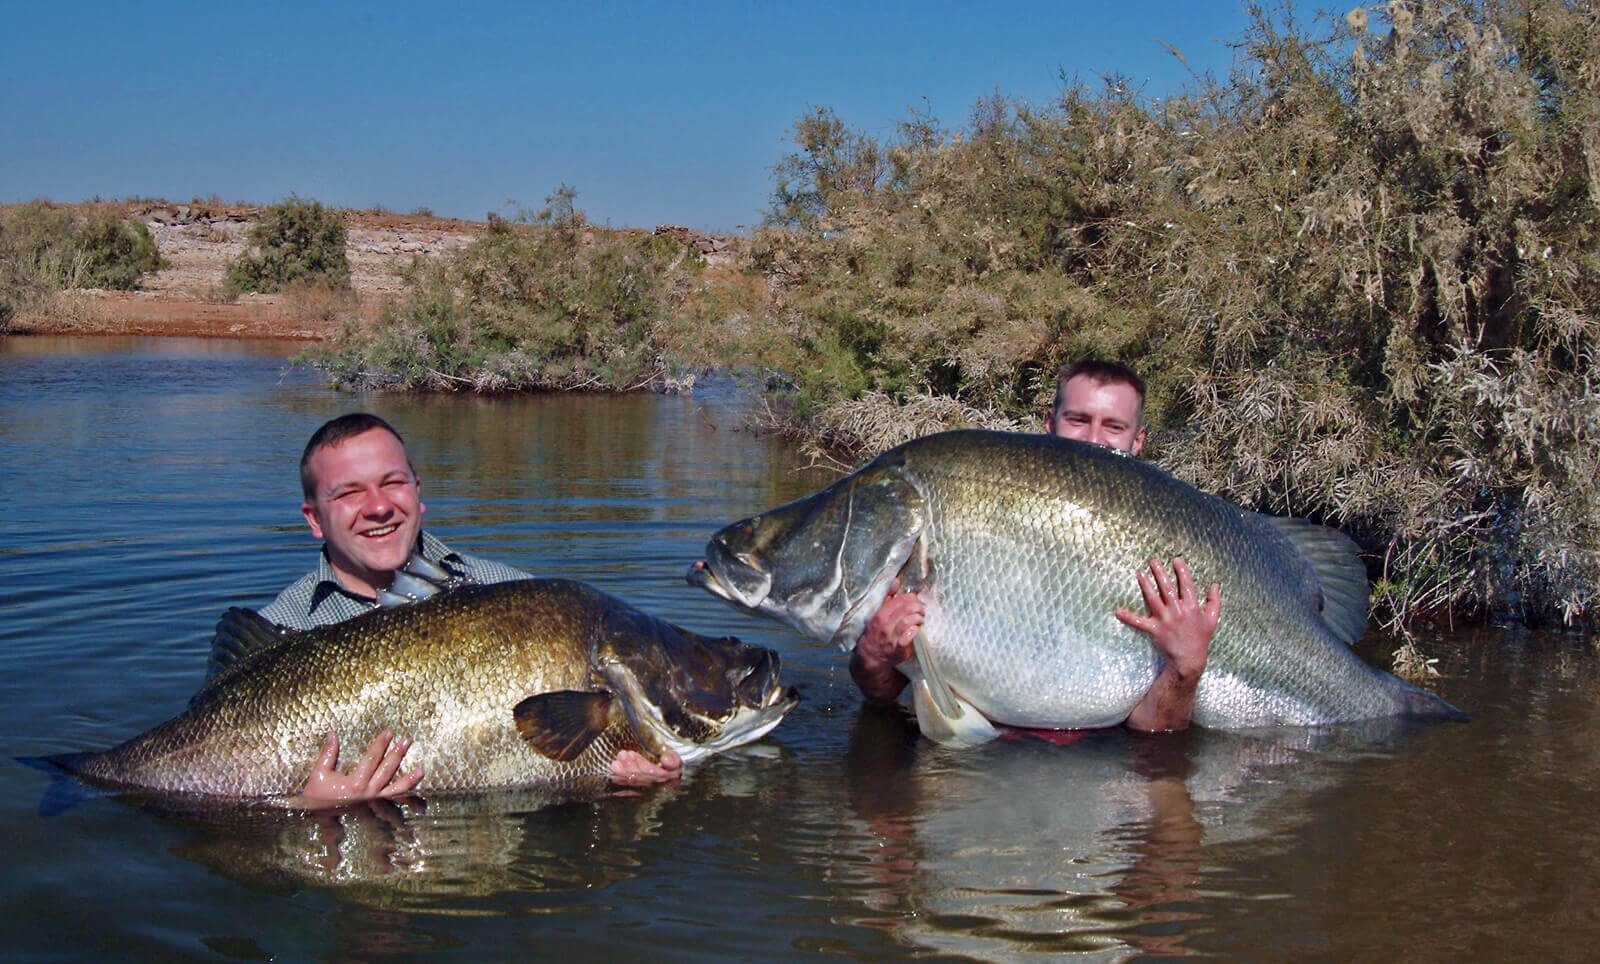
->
xmin=686 ymin=547 xmax=772 ymax=611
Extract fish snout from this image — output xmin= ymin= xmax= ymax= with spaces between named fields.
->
xmin=687 ymin=540 xmax=772 ymax=608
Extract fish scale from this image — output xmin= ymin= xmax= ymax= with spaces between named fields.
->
xmin=695 ymin=430 xmax=1460 ymax=734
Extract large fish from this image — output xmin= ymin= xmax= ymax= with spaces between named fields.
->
xmin=42 ymin=579 xmax=797 ymax=797
xmin=689 ymin=430 xmax=1460 ymax=743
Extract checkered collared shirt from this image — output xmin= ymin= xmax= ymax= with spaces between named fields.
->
xmin=257 ymin=530 xmax=529 ymax=631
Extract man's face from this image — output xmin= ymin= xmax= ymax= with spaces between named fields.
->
xmin=300 ymin=428 xmax=425 ymax=597
xmin=1046 ymin=376 xmax=1146 ymax=455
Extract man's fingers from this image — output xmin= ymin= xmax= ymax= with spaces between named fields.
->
xmin=1147 ymin=559 xmax=1176 ymax=602
xmin=1171 ymin=557 xmax=1196 ymax=601
xmin=313 ymin=732 xmax=341 ymax=773
xmin=378 ymin=766 xmax=425 ymax=798
xmin=350 ymin=729 xmax=394 ymax=782
xmin=1115 ymin=607 xmax=1157 ymax=633
xmin=1135 ymin=569 xmax=1164 ymax=612
xmin=369 ymin=736 xmax=412 ymax=790
xmin=1204 ymin=582 xmax=1222 ymax=618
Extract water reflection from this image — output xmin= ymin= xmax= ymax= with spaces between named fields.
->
xmin=827 ymin=710 xmax=1437 ymax=957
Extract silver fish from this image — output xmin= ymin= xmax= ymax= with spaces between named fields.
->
xmin=689 ymin=430 xmax=1460 ymax=743
xmin=41 ymin=579 xmax=797 ymax=797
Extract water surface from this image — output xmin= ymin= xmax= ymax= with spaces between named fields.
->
xmin=2 ymin=336 xmax=1595 ymax=959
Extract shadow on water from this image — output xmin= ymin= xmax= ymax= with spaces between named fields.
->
xmin=3 ymin=338 xmax=1598 ymax=959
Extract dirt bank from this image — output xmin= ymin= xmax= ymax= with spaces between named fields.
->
xmin=7 ymin=201 xmax=487 ymax=340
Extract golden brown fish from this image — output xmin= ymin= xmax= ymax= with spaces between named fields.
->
xmin=47 ymin=579 xmax=796 ymax=797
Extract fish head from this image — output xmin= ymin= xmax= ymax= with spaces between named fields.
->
xmin=690 ymin=457 xmax=928 ymax=648
xmin=594 ymin=605 xmax=799 ymax=764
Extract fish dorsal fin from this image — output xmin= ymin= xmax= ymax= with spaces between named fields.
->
xmin=1255 ymin=513 xmax=1370 ymax=645
xmin=513 ymin=691 xmax=626 ymax=762
xmin=200 ymin=607 xmax=294 ymax=692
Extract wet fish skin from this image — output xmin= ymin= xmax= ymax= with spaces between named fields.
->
xmin=691 ymin=430 xmax=1460 ymax=733
xmin=59 ymin=579 xmax=797 ymax=797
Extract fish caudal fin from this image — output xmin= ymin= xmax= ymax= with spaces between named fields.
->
xmin=904 ymin=632 xmax=999 ymax=747
xmin=1391 ymin=679 xmax=1469 ymax=721
xmin=16 ymin=754 xmax=106 ymax=816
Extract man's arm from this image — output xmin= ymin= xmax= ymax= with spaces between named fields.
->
xmin=850 ymin=581 xmax=923 ymax=703
xmin=1118 ymin=557 xmax=1220 ymax=733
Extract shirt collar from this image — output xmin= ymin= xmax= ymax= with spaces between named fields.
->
xmin=306 ymin=530 xmax=464 ymax=616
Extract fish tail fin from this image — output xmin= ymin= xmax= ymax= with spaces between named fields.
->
xmin=15 ymin=754 xmax=105 ymax=816
xmin=1391 ymin=680 xmax=1468 ymax=722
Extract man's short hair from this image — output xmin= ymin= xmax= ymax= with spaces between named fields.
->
xmin=1052 ymin=360 xmax=1147 ymax=417
xmin=299 ymin=413 xmax=411 ymax=499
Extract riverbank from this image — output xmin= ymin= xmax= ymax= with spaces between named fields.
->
xmin=3 ymin=200 xmax=733 ymax=341
xmin=3 ymin=200 xmax=482 ymax=339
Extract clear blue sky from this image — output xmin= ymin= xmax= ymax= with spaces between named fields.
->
xmin=2 ymin=1 xmax=1253 ymax=233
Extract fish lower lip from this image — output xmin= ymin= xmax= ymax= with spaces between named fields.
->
xmin=686 ymin=563 xmax=731 ymax=599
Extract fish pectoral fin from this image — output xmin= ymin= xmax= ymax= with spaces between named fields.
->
xmin=904 ymin=632 xmax=999 ymax=747
xmin=513 ymin=691 xmax=626 ymax=762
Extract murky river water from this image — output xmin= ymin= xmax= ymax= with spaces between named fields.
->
xmin=2 ymin=336 xmax=1597 ymax=960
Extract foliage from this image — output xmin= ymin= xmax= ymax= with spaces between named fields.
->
xmin=315 ymin=188 xmax=703 ymax=392
xmin=227 ymin=197 xmax=350 ymax=293
xmin=0 ymin=203 xmax=164 ymax=325
xmin=745 ymin=1 xmax=1600 ymax=630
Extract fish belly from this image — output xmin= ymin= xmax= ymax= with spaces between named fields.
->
xmin=919 ymin=562 xmax=1161 ymax=730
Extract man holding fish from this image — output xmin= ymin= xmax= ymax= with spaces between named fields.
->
xmin=232 ymin=413 xmax=684 ymax=806
xmin=849 ymin=361 xmax=1220 ymax=733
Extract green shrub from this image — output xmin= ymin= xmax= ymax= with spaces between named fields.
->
xmin=0 ymin=203 xmax=165 ymax=325
xmin=227 ymin=197 xmax=350 ymax=293
xmin=76 ymin=213 xmax=162 ymax=289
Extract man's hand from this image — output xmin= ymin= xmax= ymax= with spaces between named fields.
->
xmin=609 ymin=749 xmax=683 ymax=787
xmin=1118 ymin=557 xmax=1220 ymax=732
xmin=289 ymin=730 xmax=425 ymax=809
xmin=850 ymin=580 xmax=923 ymax=703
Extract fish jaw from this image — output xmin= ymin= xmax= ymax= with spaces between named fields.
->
xmin=691 ymin=459 xmax=930 ymax=646
xmin=689 ymin=529 xmax=846 ymax=641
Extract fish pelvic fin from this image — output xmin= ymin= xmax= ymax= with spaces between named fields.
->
xmin=1257 ymin=514 xmax=1371 ymax=645
xmin=513 ymin=691 xmax=629 ymax=762
xmin=903 ymin=631 xmax=999 ymax=747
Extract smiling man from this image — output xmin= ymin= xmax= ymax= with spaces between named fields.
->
xmin=228 ymin=413 xmax=681 ymax=805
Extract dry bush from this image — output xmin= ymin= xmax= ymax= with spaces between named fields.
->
xmin=280 ymin=279 xmax=358 ymax=327
xmin=315 ymin=189 xmax=699 ymax=393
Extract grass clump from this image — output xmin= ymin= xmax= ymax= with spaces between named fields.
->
xmin=0 ymin=202 xmax=163 ymax=326
xmin=315 ymin=187 xmax=702 ymax=392
xmin=742 ymin=1 xmax=1600 ymax=630
xmin=227 ymin=197 xmax=350 ymax=293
